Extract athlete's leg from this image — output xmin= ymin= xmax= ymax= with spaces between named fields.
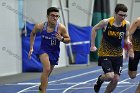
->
xmin=128 ymin=48 xmax=134 ymax=58
xmin=100 ymin=72 xmax=115 ymax=81
xmin=94 ymin=57 xmax=115 ymax=93
xmin=94 ymin=72 xmax=115 ymax=93
xmin=104 ymin=56 xmax=122 ymax=93
xmin=48 ymin=65 xmax=55 ymax=76
xmin=105 ymin=74 xmax=119 ymax=93
xmin=98 ymin=57 xmax=115 ymax=81
xmin=128 ymin=52 xmax=139 ymax=79
xmin=39 ymin=53 xmax=51 ymax=93
xmin=135 ymin=82 xmax=140 ymax=93
xmin=128 ymin=70 xmax=137 ymax=79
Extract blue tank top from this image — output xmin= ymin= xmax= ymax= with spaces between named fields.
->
xmin=40 ymin=22 xmax=60 ymax=53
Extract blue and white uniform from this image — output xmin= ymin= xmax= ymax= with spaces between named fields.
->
xmin=39 ymin=22 xmax=60 ymax=65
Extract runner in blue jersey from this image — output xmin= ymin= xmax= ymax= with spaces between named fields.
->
xmin=28 ymin=7 xmax=70 ymax=93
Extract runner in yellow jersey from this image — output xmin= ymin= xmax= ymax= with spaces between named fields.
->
xmin=128 ymin=17 xmax=140 ymax=93
xmin=90 ymin=3 xmax=132 ymax=93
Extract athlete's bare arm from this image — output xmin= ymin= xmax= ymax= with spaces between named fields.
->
xmin=28 ymin=22 xmax=43 ymax=59
xmin=56 ymin=23 xmax=70 ymax=43
xmin=90 ymin=19 xmax=108 ymax=51
xmin=126 ymin=18 xmax=140 ymax=58
xmin=124 ymin=21 xmax=134 ymax=58
xmin=124 ymin=21 xmax=130 ymax=42
xmin=129 ymin=17 xmax=140 ymax=36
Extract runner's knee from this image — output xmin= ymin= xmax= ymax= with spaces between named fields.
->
xmin=105 ymin=72 xmax=115 ymax=80
xmin=43 ymin=67 xmax=51 ymax=75
xmin=129 ymin=73 xmax=136 ymax=79
xmin=112 ymin=75 xmax=120 ymax=82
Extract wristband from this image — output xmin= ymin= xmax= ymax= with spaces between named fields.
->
xmin=61 ymin=37 xmax=64 ymax=42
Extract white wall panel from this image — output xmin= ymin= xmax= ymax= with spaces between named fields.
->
xmin=0 ymin=0 xmax=22 ymax=76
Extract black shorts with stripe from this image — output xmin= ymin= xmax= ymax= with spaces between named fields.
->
xmin=98 ymin=56 xmax=123 ymax=75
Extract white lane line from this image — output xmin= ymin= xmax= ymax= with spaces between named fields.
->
xmin=62 ymin=63 xmax=134 ymax=93
xmin=18 ymin=84 xmax=139 ymax=93
xmin=6 ymin=83 xmax=40 ymax=85
xmin=16 ymin=85 xmax=39 ymax=93
xmin=118 ymin=72 xmax=140 ymax=93
xmin=49 ymin=69 xmax=102 ymax=83
xmin=16 ymin=63 xmax=129 ymax=93
xmin=117 ymin=64 xmax=140 ymax=93
xmin=119 ymin=71 xmax=140 ymax=83
xmin=16 ymin=68 xmax=102 ymax=93
xmin=15 ymin=63 xmax=136 ymax=93
xmin=62 ymin=78 xmax=97 ymax=93
xmin=118 ymin=85 xmax=135 ymax=93
xmin=6 ymin=83 xmax=38 ymax=86
xmin=104 ymin=81 xmax=139 ymax=85
xmin=6 ymin=82 xmax=90 ymax=86
xmin=6 ymin=81 xmax=139 ymax=86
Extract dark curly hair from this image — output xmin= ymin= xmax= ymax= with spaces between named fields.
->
xmin=47 ymin=7 xmax=59 ymax=15
xmin=115 ymin=4 xmax=128 ymax=14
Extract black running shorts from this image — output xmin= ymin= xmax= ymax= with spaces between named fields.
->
xmin=129 ymin=51 xmax=140 ymax=71
xmin=98 ymin=56 xmax=123 ymax=75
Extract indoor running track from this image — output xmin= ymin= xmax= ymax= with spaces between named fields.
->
xmin=0 ymin=63 xmax=140 ymax=93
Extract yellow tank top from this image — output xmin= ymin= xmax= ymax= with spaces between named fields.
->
xmin=98 ymin=17 xmax=126 ymax=56
xmin=132 ymin=28 xmax=140 ymax=51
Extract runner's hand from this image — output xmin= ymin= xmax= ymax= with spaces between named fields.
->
xmin=124 ymin=41 xmax=132 ymax=50
xmin=28 ymin=48 xmax=33 ymax=59
xmin=90 ymin=46 xmax=97 ymax=52
xmin=55 ymin=32 xmax=64 ymax=41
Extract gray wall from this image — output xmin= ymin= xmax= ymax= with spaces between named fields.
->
xmin=131 ymin=1 xmax=140 ymax=22
xmin=69 ymin=0 xmax=94 ymax=26
xmin=0 ymin=0 xmax=22 ymax=76
xmin=23 ymin=0 xmax=51 ymax=23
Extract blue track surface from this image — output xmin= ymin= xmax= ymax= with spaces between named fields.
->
xmin=0 ymin=63 xmax=140 ymax=93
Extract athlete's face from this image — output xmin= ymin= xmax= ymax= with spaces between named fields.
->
xmin=116 ymin=11 xmax=127 ymax=22
xmin=47 ymin=12 xmax=60 ymax=25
